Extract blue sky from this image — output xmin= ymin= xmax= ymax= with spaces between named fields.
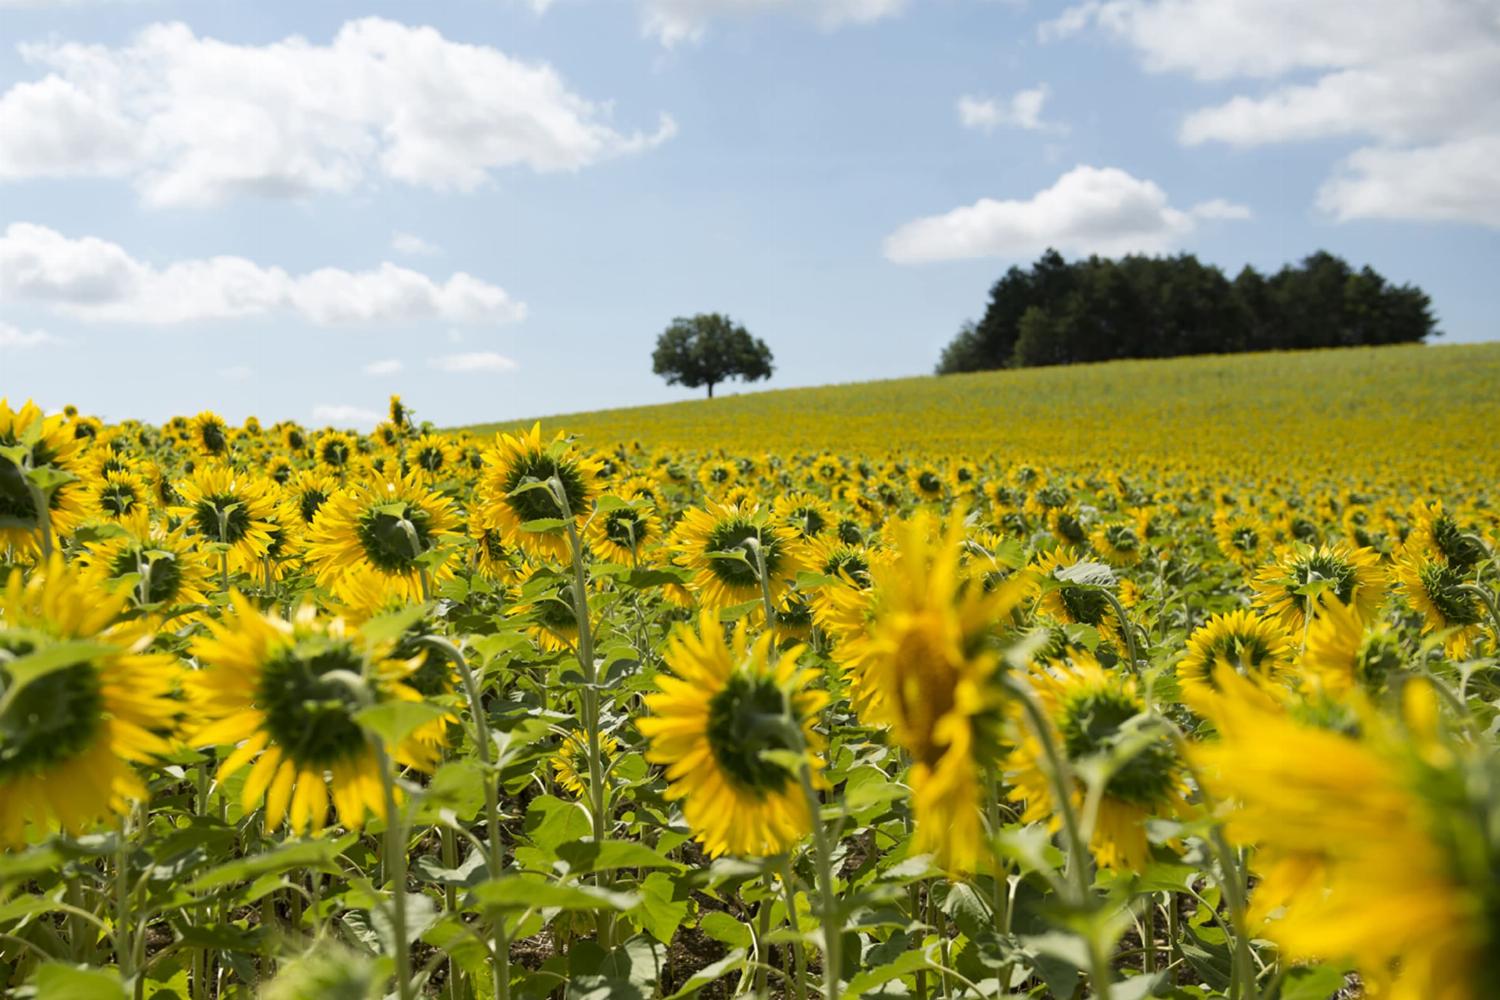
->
xmin=2 ymin=0 xmax=1496 ymax=428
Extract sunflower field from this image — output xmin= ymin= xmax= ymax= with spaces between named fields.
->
xmin=2 ymin=343 xmax=1500 ymax=1000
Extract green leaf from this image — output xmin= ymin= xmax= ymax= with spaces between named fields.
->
xmin=0 ymin=640 xmax=120 ymax=701
xmin=354 ymin=700 xmax=447 ymax=748
xmin=1053 ymin=560 xmax=1117 ymax=588
xmin=520 ymin=518 xmax=567 ymax=532
xmin=844 ymin=945 xmax=931 ymax=996
xmin=699 ymin=910 xmax=752 ymax=948
xmin=34 ymin=964 xmax=128 ymax=1000
xmin=635 ymin=872 xmax=689 ymax=945
xmin=663 ymin=948 xmax=747 ymax=999
xmin=360 ymin=604 xmax=431 ymax=646
xmin=1279 ymin=964 xmax=1350 ymax=1000
xmin=524 ymin=795 xmax=593 ymax=856
xmin=467 ymin=875 xmax=640 ymax=912
xmin=556 ymin=840 xmax=684 ymax=876
xmin=187 ymin=835 xmax=355 ymax=892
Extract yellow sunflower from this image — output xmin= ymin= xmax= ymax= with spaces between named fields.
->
xmin=476 ymin=423 xmax=600 ymax=562
xmin=1251 ymin=541 xmax=1387 ymax=633
xmin=186 ymin=595 xmax=440 ymax=835
xmin=638 ymin=611 xmax=827 ymax=858
xmin=315 ymin=430 xmax=358 ymax=472
xmin=1300 ymin=597 xmax=1403 ymax=696
xmin=771 ymin=492 xmax=835 ymax=540
xmin=303 ymin=474 xmax=459 ymax=604
xmin=171 ymin=465 xmax=279 ymax=577
xmin=587 ymin=498 xmax=663 ymax=564
xmin=551 ymin=730 xmax=621 ymax=797
xmin=1177 ymin=609 xmax=1296 ymax=707
xmin=0 ymin=398 xmax=87 ymax=553
xmin=0 ymin=556 xmax=180 ymax=848
xmin=1007 ymin=653 xmax=1190 ymax=872
xmin=1395 ymin=553 xmax=1486 ymax=658
xmin=404 ymin=433 xmax=461 ymax=482
xmin=669 ymin=501 xmax=811 ymax=610
xmin=508 ymin=571 xmax=585 ymax=652
xmin=78 ymin=467 xmax=153 ymax=532
xmin=78 ymin=525 xmax=214 ymax=621
xmin=1028 ymin=548 xmax=1124 ymax=650
xmin=1192 ymin=675 xmax=1493 ymax=1000
xmin=190 ymin=411 xmax=231 ymax=457
xmin=858 ymin=512 xmax=1026 ymax=872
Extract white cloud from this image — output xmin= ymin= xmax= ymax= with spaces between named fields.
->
xmin=0 ymin=18 xmax=676 ymax=206
xmin=640 ymin=0 xmax=906 ymax=46
xmin=429 ymin=351 xmax=519 ymax=373
xmin=1046 ymin=0 xmax=1500 ymax=227
xmin=312 ymin=404 xmax=380 ymax=428
xmin=391 ymin=232 xmax=440 ymax=257
xmin=1190 ymin=198 xmax=1253 ymax=221
xmin=957 ymin=86 xmax=1061 ymax=133
xmin=884 ymin=165 xmax=1239 ymax=263
xmin=217 ymin=365 xmax=254 ymax=380
xmin=0 ymin=321 xmax=58 ymax=348
xmin=363 ymin=358 xmax=405 ymax=376
xmin=0 ymin=223 xmax=526 ymax=326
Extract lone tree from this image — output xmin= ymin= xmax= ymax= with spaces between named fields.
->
xmin=652 ymin=313 xmax=774 ymax=398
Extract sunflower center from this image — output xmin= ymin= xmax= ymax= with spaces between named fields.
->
xmin=0 ymin=458 xmax=38 ymax=523
xmin=536 ymin=584 xmax=580 ymax=630
xmin=891 ymin=617 xmax=959 ymax=768
xmin=320 ymin=440 xmax=350 ymax=467
xmin=705 ymin=672 xmax=797 ymax=794
xmin=415 ymin=447 xmax=445 ymax=472
xmin=199 ymin=422 xmax=227 ymax=454
xmin=1104 ymin=525 xmax=1139 ymax=553
xmin=916 ymin=472 xmax=942 ymax=494
xmin=604 ymin=509 xmax=649 ymax=549
xmin=298 ymin=489 xmax=329 ymax=525
xmin=705 ymin=520 xmax=779 ymax=588
xmin=1419 ymin=564 xmax=1482 ymax=626
xmin=109 ymin=548 xmax=185 ymax=604
xmin=1289 ymin=554 xmax=1358 ymax=606
xmin=1059 ymin=585 xmax=1110 ymax=626
xmin=1059 ymin=690 xmax=1175 ymax=807
xmin=824 ymin=551 xmax=871 ymax=587
xmin=355 ymin=503 xmax=434 ymax=572
xmin=1432 ymin=516 xmax=1485 ymax=571
xmin=789 ymin=507 xmax=825 ymax=536
xmin=99 ymin=481 xmax=140 ymax=517
xmin=1230 ymin=526 xmax=1259 ymax=553
xmin=0 ymin=655 xmax=105 ymax=779
xmin=503 ymin=453 xmax=587 ymax=522
xmin=257 ymin=642 xmax=369 ymax=767
xmin=192 ymin=494 xmax=252 ymax=544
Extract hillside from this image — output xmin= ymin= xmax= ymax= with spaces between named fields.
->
xmin=459 ymin=343 xmax=1500 ymax=491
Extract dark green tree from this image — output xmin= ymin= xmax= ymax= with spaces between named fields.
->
xmin=652 ymin=313 xmax=774 ymax=398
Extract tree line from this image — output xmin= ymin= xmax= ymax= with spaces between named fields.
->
xmin=936 ymin=249 xmax=1437 ymax=373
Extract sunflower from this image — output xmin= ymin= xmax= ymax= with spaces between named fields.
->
xmin=508 ymin=571 xmax=584 ymax=652
xmin=476 ymin=423 xmax=600 ymax=562
xmin=1177 ymin=609 xmax=1295 ymax=706
xmin=1028 ymin=548 xmax=1123 ymax=650
xmin=284 ymin=470 xmax=341 ymax=528
xmin=1402 ymin=500 xmax=1487 ymax=572
xmin=1212 ymin=509 xmax=1267 ymax=570
xmin=468 ymin=518 xmax=519 ymax=583
xmin=303 ymin=474 xmax=459 ymax=604
xmin=171 ymin=465 xmax=279 ymax=577
xmin=0 ymin=556 xmax=180 ymax=848
xmin=908 ymin=464 xmax=946 ymax=503
xmin=1192 ymin=675 xmax=1496 ymax=1000
xmin=696 ymin=458 xmax=739 ymax=495
xmin=404 ymin=434 xmax=461 ymax=482
xmin=857 ymin=512 xmax=1026 ymax=871
xmin=1007 ymin=653 xmax=1190 ymax=872
xmin=551 ymin=730 xmax=621 ymax=797
xmin=186 ymin=595 xmax=439 ymax=835
xmin=771 ymin=492 xmax=834 ymax=540
xmin=316 ymin=431 xmax=358 ymax=472
xmin=1300 ymin=597 xmax=1403 ymax=696
xmin=1396 ymin=554 xmax=1486 ymax=658
xmin=587 ymin=498 xmax=662 ymax=564
xmin=1251 ymin=542 xmax=1387 ymax=634
xmin=0 ymin=398 xmax=87 ymax=552
xmin=669 ymin=501 xmax=811 ymax=610
xmin=79 ymin=525 xmax=214 ymax=621
xmin=1090 ymin=521 xmax=1143 ymax=566
xmin=190 ymin=412 xmax=231 ymax=457
xmin=78 ymin=467 xmax=153 ymax=532
xmin=638 ymin=611 xmax=827 ymax=858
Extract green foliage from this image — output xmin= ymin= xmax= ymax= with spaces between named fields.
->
xmin=651 ymin=312 xmax=774 ymax=398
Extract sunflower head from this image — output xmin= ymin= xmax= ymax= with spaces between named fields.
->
xmin=1252 ymin=542 xmax=1387 ymax=632
xmin=1179 ymin=609 xmax=1296 ymax=706
xmin=191 ymin=411 xmax=230 ymax=456
xmin=669 ymin=501 xmax=811 ymax=610
xmin=1397 ymin=555 xmax=1485 ymax=657
xmin=304 ymin=474 xmax=459 ymax=602
xmin=477 ymin=423 xmax=600 ymax=561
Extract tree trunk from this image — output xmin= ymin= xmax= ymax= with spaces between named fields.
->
xmin=706 ymin=382 xmax=715 ymax=398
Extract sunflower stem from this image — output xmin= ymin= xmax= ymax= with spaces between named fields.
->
xmin=1100 ymin=589 xmax=1139 ymax=669
xmin=794 ymin=761 xmax=841 ymax=1000
xmin=421 ymin=635 xmax=510 ymax=1000
xmin=1460 ymin=584 xmax=1500 ymax=646
xmin=114 ymin=810 xmax=135 ymax=991
xmin=778 ymin=856 xmax=808 ymax=1000
xmin=375 ymin=744 xmax=414 ymax=1000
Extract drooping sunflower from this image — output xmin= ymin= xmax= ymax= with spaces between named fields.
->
xmin=0 ymin=556 xmax=180 ymax=848
xmin=1028 ymin=548 xmax=1123 ymax=650
xmin=508 ymin=571 xmax=585 ymax=652
xmin=1251 ymin=541 xmax=1387 ymax=633
xmin=1192 ymin=676 xmax=1497 ymax=1000
xmin=669 ymin=501 xmax=811 ymax=610
xmin=190 ymin=411 xmax=231 ymax=457
xmin=476 ymin=423 xmax=601 ymax=562
xmin=1213 ymin=509 xmax=1267 ymax=570
xmin=587 ymin=498 xmax=663 ymax=564
xmin=171 ymin=465 xmax=280 ymax=577
xmin=1395 ymin=553 xmax=1486 ymax=658
xmin=0 ymin=398 xmax=87 ymax=552
xmin=857 ymin=512 xmax=1027 ymax=872
xmin=1300 ymin=597 xmax=1404 ymax=696
xmin=283 ymin=470 xmax=341 ymax=528
xmin=1402 ymin=500 xmax=1487 ymax=572
xmin=1090 ymin=521 xmax=1143 ymax=566
xmin=186 ymin=595 xmax=440 ymax=835
xmin=78 ymin=466 xmax=153 ymax=532
xmin=638 ymin=611 xmax=827 ymax=858
xmin=1177 ymin=609 xmax=1296 ymax=706
xmin=468 ymin=518 xmax=519 ymax=583
xmin=1007 ymin=653 xmax=1190 ymax=872
xmin=771 ymin=492 xmax=834 ymax=540
xmin=551 ymin=730 xmax=621 ymax=797
xmin=303 ymin=474 xmax=459 ymax=604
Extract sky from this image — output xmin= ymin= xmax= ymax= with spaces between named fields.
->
xmin=1 ymin=0 xmax=1497 ymax=429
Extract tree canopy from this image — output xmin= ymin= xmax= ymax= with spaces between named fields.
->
xmin=652 ymin=313 xmax=774 ymax=398
xmin=937 ymin=249 xmax=1437 ymax=373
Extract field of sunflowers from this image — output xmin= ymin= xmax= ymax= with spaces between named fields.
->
xmin=2 ymin=341 xmax=1499 ymax=1000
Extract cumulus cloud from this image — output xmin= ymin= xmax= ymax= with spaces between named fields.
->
xmin=0 ymin=18 xmax=676 ymax=206
xmin=1189 ymin=198 xmax=1254 ymax=221
xmin=363 ymin=358 xmax=405 ymax=376
xmin=0 ymin=321 xmax=58 ymax=348
xmin=640 ymin=0 xmax=906 ymax=46
xmin=312 ymin=404 xmax=380 ymax=428
xmin=957 ymin=86 xmax=1061 ymax=133
xmin=429 ymin=351 xmax=519 ymax=373
xmin=0 ymin=223 xmax=527 ymax=326
xmin=391 ymin=233 xmax=440 ymax=257
xmin=883 ymin=165 xmax=1240 ymax=263
xmin=1045 ymin=0 xmax=1500 ymax=227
